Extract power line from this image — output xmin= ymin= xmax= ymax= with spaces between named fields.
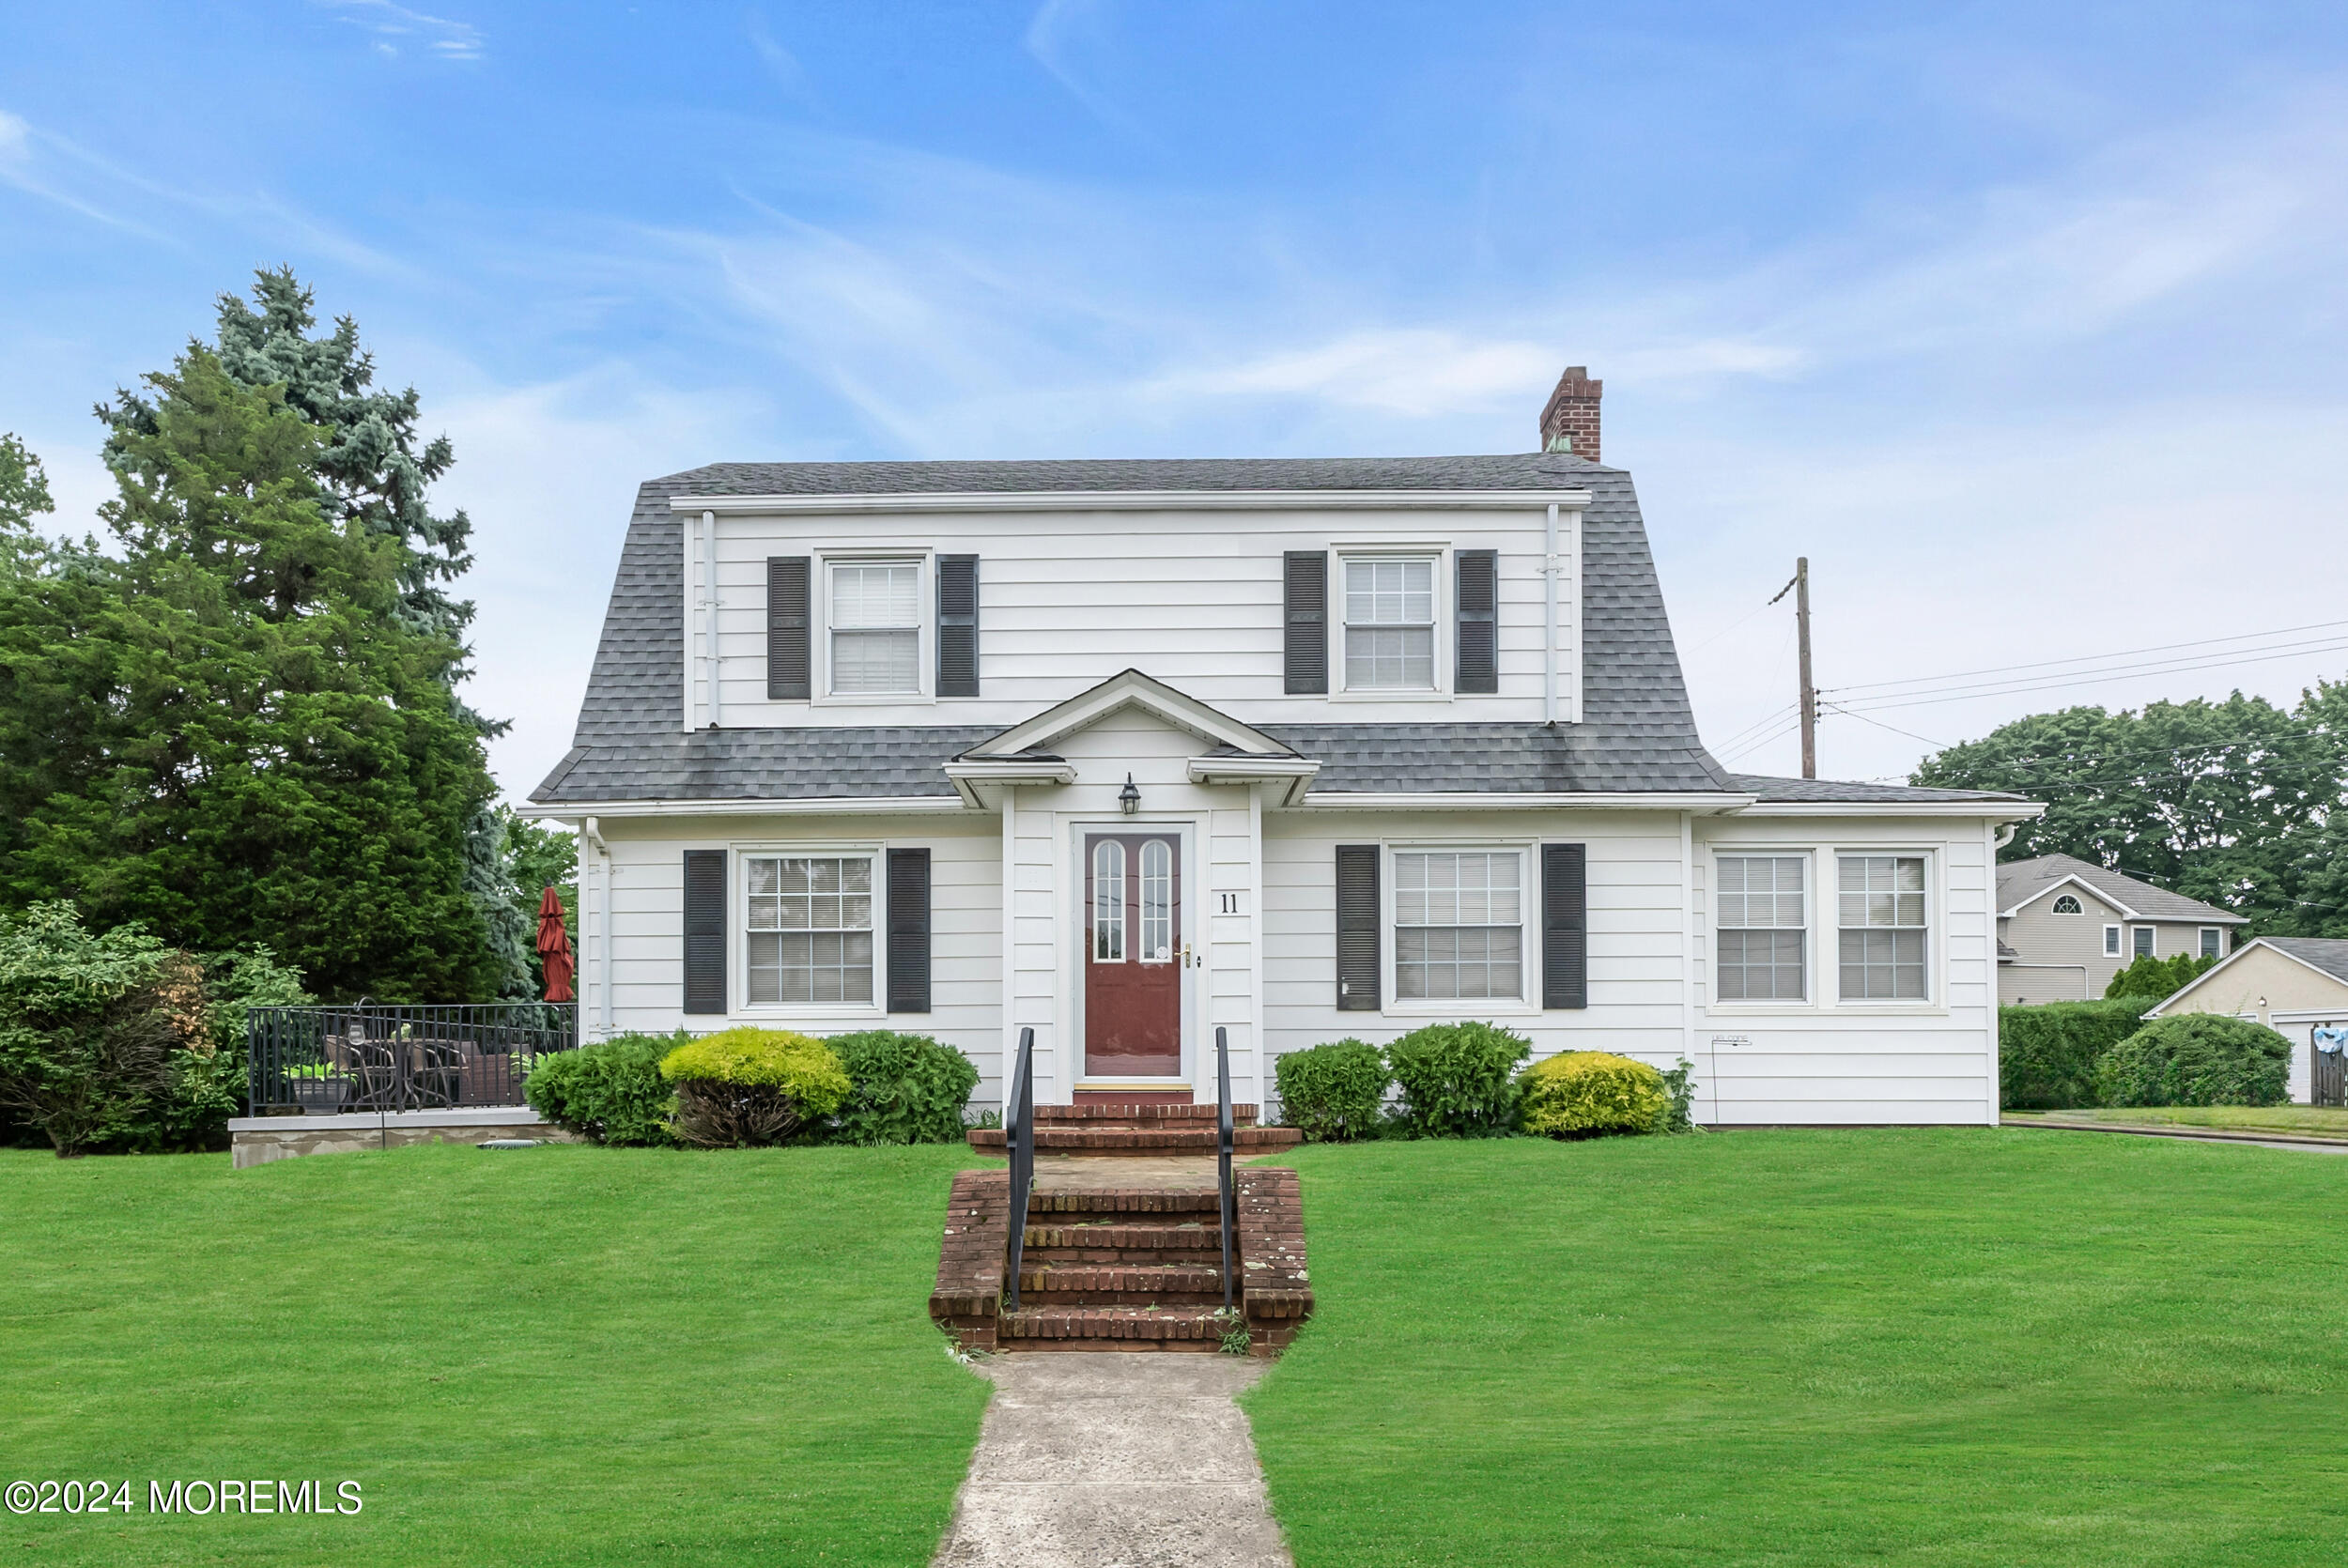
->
xmin=1816 ymin=701 xmax=1949 ymax=751
xmin=1826 ymin=638 xmax=2348 ymax=715
xmin=1820 ymin=616 xmax=2348 ymax=698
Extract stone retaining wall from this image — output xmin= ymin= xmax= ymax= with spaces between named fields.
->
xmin=227 ymin=1107 xmax=578 ymax=1168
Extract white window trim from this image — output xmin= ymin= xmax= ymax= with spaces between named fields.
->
xmin=814 ymin=550 xmax=935 ymax=707
xmin=2132 ymin=926 xmax=2155 ymax=959
xmin=2050 ymin=894 xmax=2084 ymax=915
xmin=732 ymin=842 xmax=887 ymax=1017
xmin=1831 ymin=848 xmax=1940 ymax=1010
xmin=2104 ymin=924 xmax=2123 ymax=958
xmin=1333 ymin=546 xmax=1451 ymax=700
xmin=2200 ymin=926 xmax=2222 ymax=960
xmin=1708 ymin=849 xmax=1815 ymax=1009
xmin=1381 ymin=840 xmax=1537 ymax=1016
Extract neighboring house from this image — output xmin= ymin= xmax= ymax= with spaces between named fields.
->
xmin=525 ymin=365 xmax=2040 ymax=1127
xmin=2144 ymin=937 xmax=2348 ymax=1103
xmin=1996 ymin=853 xmax=2244 ymax=1005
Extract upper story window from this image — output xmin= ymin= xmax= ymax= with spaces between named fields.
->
xmin=828 ymin=561 xmax=920 ymax=695
xmin=2051 ymin=894 xmax=2082 ymax=915
xmin=2201 ymin=927 xmax=2222 ymax=960
xmin=2134 ymin=926 xmax=2155 ymax=958
xmin=2105 ymin=925 xmax=2122 ymax=957
xmin=1344 ymin=557 xmax=1436 ymax=690
xmin=1837 ymin=854 xmax=1927 ymax=1000
xmin=745 ymin=853 xmax=875 ymax=1006
xmin=1717 ymin=854 xmax=1807 ymax=1001
xmin=1395 ymin=849 xmax=1522 ymax=1001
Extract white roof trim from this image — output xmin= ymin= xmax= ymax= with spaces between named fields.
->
xmin=1188 ymin=755 xmax=1321 ymax=806
xmin=516 ymin=796 xmax=970 ymax=820
xmin=672 ymin=488 xmax=1595 ymax=515
xmin=1739 ymin=801 xmax=2043 ymax=821
xmin=2147 ymin=938 xmax=2348 ymax=1016
xmin=2001 ymin=871 xmax=2141 ymax=921
xmin=963 ymin=669 xmax=1292 ymax=761
xmin=1294 ymin=791 xmax=1757 ymax=813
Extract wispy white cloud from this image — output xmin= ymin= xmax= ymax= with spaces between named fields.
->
xmin=316 ymin=0 xmax=485 ymax=62
xmin=744 ymin=10 xmax=813 ymax=103
xmin=1024 ymin=0 xmax=1161 ymax=149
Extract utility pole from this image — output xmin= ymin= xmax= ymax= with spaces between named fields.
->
xmin=1769 ymin=558 xmax=1818 ymax=778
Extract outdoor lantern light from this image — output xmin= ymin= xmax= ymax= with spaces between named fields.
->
xmin=1119 ymin=773 xmax=1141 ymax=815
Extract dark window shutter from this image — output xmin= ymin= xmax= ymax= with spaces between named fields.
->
xmin=1542 ymin=842 xmax=1587 ymax=1009
xmin=683 ymin=850 xmax=728 ymax=1015
xmin=1284 ymin=550 xmax=1328 ymax=695
xmin=1336 ymin=844 xmax=1381 ymax=1011
xmin=935 ymin=555 xmax=979 ymax=698
xmin=765 ymin=556 xmax=811 ymax=700
xmin=1456 ymin=548 xmax=1498 ymax=694
xmin=886 ymin=848 xmax=933 ymax=1013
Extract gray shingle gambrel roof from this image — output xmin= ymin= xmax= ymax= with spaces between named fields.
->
xmin=535 ymin=454 xmax=1978 ymax=806
xmin=1994 ymin=853 xmax=2247 ymax=924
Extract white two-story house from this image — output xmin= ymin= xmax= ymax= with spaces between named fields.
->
xmin=525 ymin=367 xmax=2039 ymax=1126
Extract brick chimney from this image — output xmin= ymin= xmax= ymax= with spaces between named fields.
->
xmin=1537 ymin=365 xmax=1601 ymax=461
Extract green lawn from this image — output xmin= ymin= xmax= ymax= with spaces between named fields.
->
xmin=2013 ymin=1105 xmax=2348 ymax=1138
xmin=1 ymin=1142 xmax=990 ymax=1566
xmin=1244 ymin=1131 xmax=2348 ymax=1567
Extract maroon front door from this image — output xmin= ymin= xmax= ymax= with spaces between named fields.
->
xmin=1084 ymin=833 xmax=1182 ymax=1078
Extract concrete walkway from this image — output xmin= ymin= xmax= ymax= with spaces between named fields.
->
xmin=2003 ymin=1116 xmax=2348 ymax=1154
xmin=934 ymin=1353 xmax=1294 ymax=1568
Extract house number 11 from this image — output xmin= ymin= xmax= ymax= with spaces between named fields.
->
xmin=1218 ymin=892 xmax=1242 ymax=915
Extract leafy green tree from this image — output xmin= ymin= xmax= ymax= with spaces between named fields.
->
xmin=0 ymin=902 xmax=179 ymax=1157
xmin=1914 ymin=691 xmax=2348 ymax=933
xmin=499 ymin=807 xmax=577 ymax=996
xmin=2 ymin=349 xmax=499 ymax=999
xmin=2103 ymin=951 xmax=2216 ymax=1000
xmin=0 ymin=433 xmax=52 ymax=536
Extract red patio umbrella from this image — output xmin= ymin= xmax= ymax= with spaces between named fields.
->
xmin=535 ymin=885 xmax=575 ymax=1004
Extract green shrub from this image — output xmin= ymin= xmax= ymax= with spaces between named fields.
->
xmin=1385 ymin=1022 xmax=1530 ymax=1138
xmin=526 ymin=1032 xmax=683 ymax=1146
xmin=1274 ymin=1038 xmax=1391 ymax=1142
xmin=1657 ymin=1056 xmax=1697 ymax=1133
xmin=822 ymin=1030 xmax=980 ymax=1145
xmin=1999 ymin=999 xmax=2148 ymax=1109
xmin=660 ymin=1027 xmax=851 ymax=1148
xmin=2105 ymin=951 xmax=2217 ymax=1000
xmin=1520 ymin=1051 xmax=1669 ymax=1138
xmin=0 ymin=903 xmax=181 ymax=1157
xmin=2095 ymin=1014 xmax=2291 ymax=1108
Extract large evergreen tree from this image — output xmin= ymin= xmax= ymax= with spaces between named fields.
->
xmin=0 ymin=351 xmax=502 ymax=999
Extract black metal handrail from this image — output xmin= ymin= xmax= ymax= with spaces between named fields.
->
xmin=1216 ymin=1024 xmax=1235 ymax=1310
xmin=246 ymin=1002 xmax=577 ymax=1115
xmin=1003 ymin=1026 xmax=1036 ymax=1313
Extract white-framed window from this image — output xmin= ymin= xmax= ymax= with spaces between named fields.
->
xmin=2201 ymin=927 xmax=2222 ymax=960
xmin=2133 ymin=927 xmax=2155 ymax=958
xmin=1342 ymin=556 xmax=1438 ymax=690
xmin=1139 ymin=838 xmax=1174 ymax=962
xmin=827 ymin=559 xmax=921 ymax=696
xmin=1394 ymin=848 xmax=1523 ymax=1001
xmin=2104 ymin=925 xmax=2122 ymax=958
xmin=1837 ymin=854 xmax=1928 ymax=1001
xmin=2051 ymin=894 xmax=2083 ymax=915
xmin=1091 ymin=839 xmax=1126 ymax=962
xmin=744 ymin=853 xmax=875 ymax=1006
xmin=1715 ymin=854 xmax=1808 ymax=1002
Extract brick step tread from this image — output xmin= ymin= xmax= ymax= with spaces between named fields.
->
xmin=1000 ymin=1307 xmax=1235 ymax=1343
xmin=1026 ymin=1189 xmax=1221 ymax=1215
xmin=1025 ymin=1222 xmax=1223 ymax=1249
xmin=1019 ymin=1264 xmax=1226 ymax=1294
xmin=1036 ymin=1103 xmax=1259 ymax=1124
xmin=966 ymin=1127 xmax=1303 ymax=1152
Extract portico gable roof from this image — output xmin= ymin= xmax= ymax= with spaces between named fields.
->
xmin=954 ymin=669 xmax=1299 ymax=763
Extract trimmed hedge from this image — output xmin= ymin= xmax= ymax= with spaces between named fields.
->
xmin=1520 ymin=1052 xmax=1668 ymax=1138
xmin=1274 ymin=1038 xmax=1391 ymax=1142
xmin=823 ymin=1030 xmax=980 ymax=1145
xmin=1385 ymin=1022 xmax=1529 ymax=1138
xmin=2096 ymin=1014 xmax=2291 ymax=1108
xmin=660 ymin=1028 xmax=851 ymax=1148
xmin=525 ymin=1032 xmax=682 ymax=1145
xmin=1999 ymin=1000 xmax=2148 ymax=1110
xmin=2105 ymin=951 xmax=2217 ymax=1000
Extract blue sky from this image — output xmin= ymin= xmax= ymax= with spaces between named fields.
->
xmin=5 ymin=1 xmax=2347 ymax=797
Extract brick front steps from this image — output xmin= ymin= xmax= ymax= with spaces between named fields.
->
xmin=965 ymin=1101 xmax=1305 ymax=1158
xmin=929 ymin=1166 xmax=1314 ymax=1356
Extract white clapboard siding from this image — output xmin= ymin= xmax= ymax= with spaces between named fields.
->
xmin=1691 ymin=817 xmax=1999 ymax=1126
xmin=683 ymin=504 xmax=1581 ymax=730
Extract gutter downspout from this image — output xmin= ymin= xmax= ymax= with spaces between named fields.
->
xmin=702 ymin=510 xmax=721 ymax=730
xmin=1543 ymin=502 xmax=1560 ymax=726
xmin=582 ymin=816 xmax=613 ymax=1039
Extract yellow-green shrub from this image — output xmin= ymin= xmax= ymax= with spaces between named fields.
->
xmin=658 ymin=1027 xmax=850 ymax=1147
xmin=1520 ymin=1051 xmax=1668 ymax=1138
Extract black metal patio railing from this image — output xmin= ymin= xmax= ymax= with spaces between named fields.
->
xmin=246 ymin=1003 xmax=578 ymax=1115
xmin=1002 ymin=1026 xmax=1036 ymax=1312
